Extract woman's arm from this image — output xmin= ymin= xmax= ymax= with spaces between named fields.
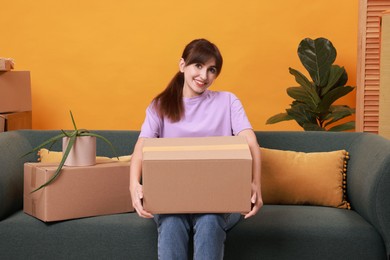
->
xmin=238 ymin=129 xmax=263 ymax=218
xmin=129 ymin=137 xmax=154 ymax=218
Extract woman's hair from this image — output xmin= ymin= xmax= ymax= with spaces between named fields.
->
xmin=152 ymin=38 xmax=223 ymax=122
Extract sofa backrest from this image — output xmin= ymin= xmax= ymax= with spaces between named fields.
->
xmin=255 ymin=131 xmax=362 ymax=152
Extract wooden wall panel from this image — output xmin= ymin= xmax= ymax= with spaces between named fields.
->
xmin=356 ymin=0 xmax=390 ymax=132
xmin=379 ymin=11 xmax=390 ymax=138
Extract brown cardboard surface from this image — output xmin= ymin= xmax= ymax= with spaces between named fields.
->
xmin=0 ymin=71 xmax=32 ymax=113
xmin=0 ymin=111 xmax=32 ymax=132
xmin=24 ymin=162 xmax=134 ymax=222
xmin=0 ymin=116 xmax=4 ymax=132
xmin=142 ymin=136 xmax=252 ymax=214
xmin=0 ymin=59 xmax=14 ymax=71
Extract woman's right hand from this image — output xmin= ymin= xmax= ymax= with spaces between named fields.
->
xmin=131 ymin=182 xmax=154 ymax=219
xmin=130 ymin=137 xmax=154 ymax=219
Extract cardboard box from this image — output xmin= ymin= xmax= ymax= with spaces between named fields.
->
xmin=0 ymin=111 xmax=32 ymax=132
xmin=142 ymin=136 xmax=252 ymax=214
xmin=0 ymin=71 xmax=32 ymax=113
xmin=0 ymin=58 xmax=14 ymax=71
xmin=24 ymin=162 xmax=134 ymax=222
xmin=0 ymin=116 xmax=4 ymax=132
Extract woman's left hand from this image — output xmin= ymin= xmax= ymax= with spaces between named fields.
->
xmin=238 ymin=129 xmax=263 ymax=219
xmin=244 ymin=183 xmax=263 ymax=219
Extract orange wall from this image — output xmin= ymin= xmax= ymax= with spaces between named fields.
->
xmin=2 ymin=0 xmax=358 ymax=131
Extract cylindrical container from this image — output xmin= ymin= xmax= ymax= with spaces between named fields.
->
xmin=62 ymin=136 xmax=96 ymax=166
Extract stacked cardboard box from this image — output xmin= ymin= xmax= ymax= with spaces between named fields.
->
xmin=24 ymin=161 xmax=134 ymax=222
xmin=0 ymin=111 xmax=32 ymax=132
xmin=0 ymin=116 xmax=4 ymax=132
xmin=0 ymin=71 xmax=32 ymax=132
xmin=0 ymin=58 xmax=14 ymax=71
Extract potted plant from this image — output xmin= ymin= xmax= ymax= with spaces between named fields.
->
xmin=23 ymin=111 xmax=118 ymax=192
xmin=266 ymin=37 xmax=355 ymax=131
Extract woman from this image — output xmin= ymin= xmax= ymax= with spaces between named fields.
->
xmin=130 ymin=38 xmax=262 ymax=260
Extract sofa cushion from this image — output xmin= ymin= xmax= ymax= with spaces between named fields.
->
xmin=260 ymin=147 xmax=350 ymax=209
xmin=225 ymin=205 xmax=386 ymax=259
xmin=0 ymin=211 xmax=157 ymax=259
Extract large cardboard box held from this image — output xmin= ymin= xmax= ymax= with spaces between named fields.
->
xmin=24 ymin=162 xmax=134 ymax=222
xmin=0 ymin=71 xmax=31 ymax=113
xmin=142 ymin=136 xmax=252 ymax=214
xmin=0 ymin=111 xmax=32 ymax=132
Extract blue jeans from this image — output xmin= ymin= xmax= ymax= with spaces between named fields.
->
xmin=153 ymin=213 xmax=241 ymax=260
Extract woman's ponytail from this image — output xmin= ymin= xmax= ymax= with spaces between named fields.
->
xmin=152 ymin=71 xmax=184 ymax=122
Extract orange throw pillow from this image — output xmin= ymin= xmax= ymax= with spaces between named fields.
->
xmin=260 ymin=147 xmax=350 ymax=209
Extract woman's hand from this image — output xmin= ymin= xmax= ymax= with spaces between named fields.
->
xmin=244 ymin=183 xmax=263 ymax=219
xmin=130 ymin=137 xmax=153 ymax=219
xmin=238 ymin=129 xmax=263 ymax=219
xmin=130 ymin=182 xmax=154 ymax=219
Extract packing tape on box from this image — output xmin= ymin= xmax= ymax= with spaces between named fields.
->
xmin=143 ymin=144 xmax=248 ymax=152
xmin=30 ymin=166 xmax=36 ymax=189
xmin=31 ymin=200 xmax=36 ymax=216
xmin=29 ymin=166 xmax=37 ymax=215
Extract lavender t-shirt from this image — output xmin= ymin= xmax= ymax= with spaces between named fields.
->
xmin=139 ymin=90 xmax=252 ymax=138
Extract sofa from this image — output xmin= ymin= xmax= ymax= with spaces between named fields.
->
xmin=0 ymin=130 xmax=389 ymax=259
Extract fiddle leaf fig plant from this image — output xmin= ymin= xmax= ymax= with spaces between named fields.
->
xmin=23 ymin=110 xmax=119 ymax=193
xmin=266 ymin=37 xmax=355 ymax=131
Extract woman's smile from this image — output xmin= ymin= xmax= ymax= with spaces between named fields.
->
xmin=194 ymin=78 xmax=208 ymax=87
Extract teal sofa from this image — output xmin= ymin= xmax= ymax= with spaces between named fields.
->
xmin=0 ymin=130 xmax=389 ymax=259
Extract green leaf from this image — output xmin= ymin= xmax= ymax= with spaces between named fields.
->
xmin=324 ymin=106 xmax=355 ymax=127
xmin=289 ymin=67 xmax=314 ymax=89
xmin=334 ymin=67 xmax=348 ymax=87
xmin=321 ymin=65 xmax=347 ymax=96
xmin=317 ymin=86 xmax=354 ymax=112
xmin=328 ymin=121 xmax=355 ymax=132
xmin=289 ymin=68 xmax=321 ymax=105
xmin=266 ymin=113 xmax=294 ymax=124
xmin=298 ymin=37 xmax=336 ymax=87
xmin=286 ymin=87 xmax=310 ymax=102
xmin=286 ymin=102 xmax=318 ymax=128
xmin=31 ymin=134 xmax=77 ymax=193
xmin=61 ymin=129 xmax=74 ymax=137
xmin=70 ymin=110 xmax=78 ymax=131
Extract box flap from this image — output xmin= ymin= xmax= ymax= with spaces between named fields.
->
xmin=143 ymin=136 xmax=252 ymax=160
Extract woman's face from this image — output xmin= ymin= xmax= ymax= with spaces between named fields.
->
xmin=179 ymin=58 xmax=218 ymax=98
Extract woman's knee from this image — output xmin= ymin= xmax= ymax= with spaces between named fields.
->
xmin=155 ymin=214 xmax=191 ymax=233
xmin=193 ymin=214 xmax=227 ymax=233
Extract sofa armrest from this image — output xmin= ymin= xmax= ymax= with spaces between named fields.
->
xmin=0 ymin=131 xmax=34 ymax=220
xmin=348 ymin=133 xmax=390 ymax=255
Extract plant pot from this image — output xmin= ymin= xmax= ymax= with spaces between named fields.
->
xmin=62 ymin=136 xmax=96 ymax=166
